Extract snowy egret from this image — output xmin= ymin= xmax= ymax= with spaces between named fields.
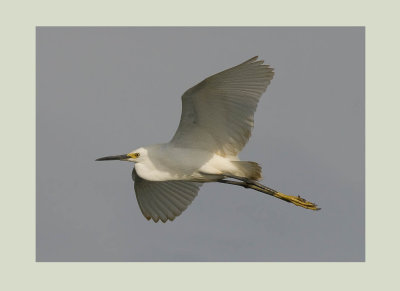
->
xmin=96 ymin=56 xmax=319 ymax=222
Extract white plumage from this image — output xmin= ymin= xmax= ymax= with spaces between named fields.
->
xmin=133 ymin=169 xmax=202 ymax=223
xmin=171 ymin=56 xmax=274 ymax=157
xmin=97 ymin=56 xmax=277 ymax=222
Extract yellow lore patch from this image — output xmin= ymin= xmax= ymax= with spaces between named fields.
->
xmin=127 ymin=153 xmax=140 ymax=159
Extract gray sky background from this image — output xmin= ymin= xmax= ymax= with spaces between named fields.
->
xmin=37 ymin=27 xmax=364 ymax=262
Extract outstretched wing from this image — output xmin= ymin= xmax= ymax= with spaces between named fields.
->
xmin=132 ymin=168 xmax=202 ymax=222
xmin=170 ymin=56 xmax=274 ymax=157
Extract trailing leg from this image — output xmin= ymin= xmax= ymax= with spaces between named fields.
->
xmin=218 ymin=176 xmax=320 ymax=211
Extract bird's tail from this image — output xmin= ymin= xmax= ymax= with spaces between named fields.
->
xmin=231 ymin=161 xmax=262 ymax=181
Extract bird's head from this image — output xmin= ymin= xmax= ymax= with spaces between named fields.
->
xmin=96 ymin=147 xmax=146 ymax=163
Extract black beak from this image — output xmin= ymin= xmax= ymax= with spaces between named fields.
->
xmin=95 ymin=154 xmax=130 ymax=161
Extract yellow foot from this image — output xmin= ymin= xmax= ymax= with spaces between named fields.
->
xmin=273 ymin=192 xmax=320 ymax=210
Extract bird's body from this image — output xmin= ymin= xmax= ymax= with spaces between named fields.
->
xmin=133 ymin=143 xmax=260 ymax=182
xmin=97 ymin=56 xmax=319 ymax=222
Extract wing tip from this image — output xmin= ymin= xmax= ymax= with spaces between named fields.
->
xmin=242 ymin=56 xmax=274 ymax=70
xmin=147 ymin=214 xmax=178 ymax=223
xmin=243 ymin=56 xmax=259 ymax=64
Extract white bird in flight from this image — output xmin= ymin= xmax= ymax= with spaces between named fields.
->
xmin=97 ymin=56 xmax=319 ymax=223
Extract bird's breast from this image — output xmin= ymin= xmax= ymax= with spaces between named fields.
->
xmin=134 ymin=163 xmax=169 ymax=181
xmin=135 ymin=161 xmax=189 ymax=181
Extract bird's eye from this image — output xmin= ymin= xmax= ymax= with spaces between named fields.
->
xmin=134 ymin=153 xmax=140 ymax=158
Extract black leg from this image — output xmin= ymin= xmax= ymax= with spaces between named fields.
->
xmin=217 ymin=177 xmax=320 ymax=211
xmin=222 ymin=174 xmax=280 ymax=194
